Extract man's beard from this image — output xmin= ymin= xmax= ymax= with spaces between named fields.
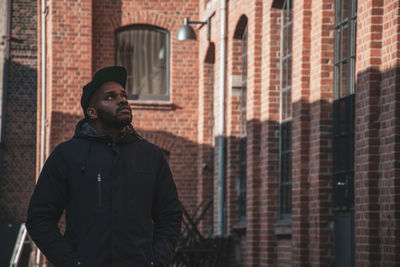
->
xmin=96 ymin=107 xmax=132 ymax=129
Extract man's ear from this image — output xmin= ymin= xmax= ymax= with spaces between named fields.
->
xmin=86 ymin=107 xmax=98 ymax=119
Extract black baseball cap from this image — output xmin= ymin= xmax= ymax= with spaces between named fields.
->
xmin=81 ymin=66 xmax=127 ymax=114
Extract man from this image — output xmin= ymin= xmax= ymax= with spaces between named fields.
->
xmin=26 ymin=66 xmax=182 ymax=267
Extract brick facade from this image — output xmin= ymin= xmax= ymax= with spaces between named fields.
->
xmin=33 ymin=0 xmax=400 ymax=266
xmin=0 ymin=0 xmax=37 ymax=223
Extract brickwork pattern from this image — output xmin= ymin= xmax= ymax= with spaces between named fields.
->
xmin=308 ymin=0 xmax=335 ymax=265
xmin=40 ymin=0 xmax=201 ymax=215
xmin=91 ymin=0 xmax=200 ymax=212
xmin=291 ymin=1 xmax=312 ymax=265
xmin=260 ymin=3 xmax=284 ymax=266
xmin=0 ymin=0 xmax=37 ymax=223
xmin=377 ymin=0 xmax=400 ymax=264
xmin=197 ymin=55 xmax=214 ymax=233
xmin=35 ymin=0 xmax=400 ymax=266
xmin=354 ymin=0 xmax=383 ymax=265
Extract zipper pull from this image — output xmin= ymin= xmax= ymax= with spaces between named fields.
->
xmin=97 ymin=173 xmax=102 ymax=207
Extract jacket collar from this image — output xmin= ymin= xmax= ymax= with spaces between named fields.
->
xmin=73 ymin=118 xmax=142 ymax=144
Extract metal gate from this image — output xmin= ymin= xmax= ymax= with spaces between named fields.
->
xmin=172 ymin=201 xmax=230 ymax=267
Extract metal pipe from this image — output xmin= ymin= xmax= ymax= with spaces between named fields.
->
xmin=217 ymin=0 xmax=227 ymax=235
xmin=1 ymin=0 xmax=12 ymax=143
xmin=40 ymin=0 xmax=46 ymax=170
xmin=35 ymin=0 xmax=47 ymax=264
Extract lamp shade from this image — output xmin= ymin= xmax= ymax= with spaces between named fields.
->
xmin=177 ymin=20 xmax=197 ymax=41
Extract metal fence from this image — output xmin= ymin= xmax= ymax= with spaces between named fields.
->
xmin=172 ymin=200 xmax=230 ymax=267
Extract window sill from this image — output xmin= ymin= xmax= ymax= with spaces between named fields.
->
xmin=128 ymin=100 xmax=180 ymax=110
xmin=274 ymin=221 xmax=291 ymax=236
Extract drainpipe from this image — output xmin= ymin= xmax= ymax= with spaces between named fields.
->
xmin=217 ymin=0 xmax=227 ymax=236
xmin=35 ymin=0 xmax=47 ymax=265
xmin=1 ymin=0 xmax=11 ymax=144
xmin=40 ymin=0 xmax=46 ymax=170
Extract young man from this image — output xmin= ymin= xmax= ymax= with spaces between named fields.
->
xmin=26 ymin=66 xmax=182 ymax=267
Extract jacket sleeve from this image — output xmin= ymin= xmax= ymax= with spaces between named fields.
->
xmin=26 ymin=147 xmax=78 ymax=267
xmin=151 ymin=149 xmax=182 ymax=267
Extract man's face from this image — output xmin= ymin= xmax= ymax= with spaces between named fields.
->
xmin=87 ymin=81 xmax=132 ymax=129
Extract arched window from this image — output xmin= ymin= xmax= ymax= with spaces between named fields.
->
xmin=115 ymin=25 xmax=170 ymax=100
xmin=239 ymin=25 xmax=248 ymax=222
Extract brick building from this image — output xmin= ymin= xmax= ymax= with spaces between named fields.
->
xmin=32 ymin=0 xmax=400 ymax=266
xmin=0 ymin=0 xmax=37 ymax=224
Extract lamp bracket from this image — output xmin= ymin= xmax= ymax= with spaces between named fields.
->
xmin=185 ymin=18 xmax=211 ymax=41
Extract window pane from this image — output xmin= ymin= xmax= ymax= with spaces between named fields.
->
xmin=351 ymin=21 xmax=357 ymax=57
xmin=282 ymin=59 xmax=288 ymax=88
xmin=341 ymin=26 xmax=348 ymax=60
xmin=116 ymin=26 xmax=169 ymax=100
xmin=287 ymin=57 xmax=292 ymax=87
xmin=342 ymin=0 xmax=349 ymax=23
xmin=280 ymin=121 xmax=292 ymax=218
xmin=283 ymin=26 xmax=290 ymax=55
xmin=334 ymin=30 xmax=341 ymax=64
xmin=334 ymin=0 xmax=356 ymax=100
xmin=282 ymin=90 xmax=288 ymax=120
xmin=341 ymin=62 xmax=347 ymax=98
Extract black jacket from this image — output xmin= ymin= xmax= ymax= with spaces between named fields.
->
xmin=26 ymin=120 xmax=182 ymax=267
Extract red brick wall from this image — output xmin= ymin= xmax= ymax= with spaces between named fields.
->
xmin=91 ymin=0 xmax=201 ymax=212
xmin=291 ymin=0 xmax=312 ymax=265
xmin=0 ymin=0 xmax=37 ymax=223
xmin=45 ymin=0 xmax=93 ymax=153
xmin=259 ymin=3 xmax=281 ymax=266
xmin=36 ymin=0 xmax=400 ymax=265
xmin=354 ymin=0 xmax=400 ymax=266
xmin=308 ymin=0 xmax=335 ymax=265
xmin=378 ymin=0 xmax=400 ymax=263
xmin=40 ymin=0 xmax=201 ymax=214
xmin=354 ymin=0 xmax=383 ymax=265
xmin=197 ymin=56 xmax=214 ymax=233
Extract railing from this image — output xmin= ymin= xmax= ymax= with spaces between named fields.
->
xmin=172 ymin=200 xmax=230 ymax=267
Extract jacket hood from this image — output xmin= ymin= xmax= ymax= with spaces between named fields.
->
xmin=73 ymin=118 xmax=142 ymax=143
xmin=73 ymin=119 xmax=143 ymax=173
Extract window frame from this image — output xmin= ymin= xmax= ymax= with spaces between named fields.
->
xmin=115 ymin=24 xmax=170 ymax=101
xmin=278 ymin=0 xmax=293 ymax=222
xmin=332 ymin=0 xmax=357 ymax=212
xmin=239 ymin=25 xmax=248 ymax=223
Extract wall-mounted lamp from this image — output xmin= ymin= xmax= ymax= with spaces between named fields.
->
xmin=177 ymin=17 xmax=210 ymax=41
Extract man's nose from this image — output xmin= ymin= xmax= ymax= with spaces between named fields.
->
xmin=118 ymin=95 xmax=128 ymax=103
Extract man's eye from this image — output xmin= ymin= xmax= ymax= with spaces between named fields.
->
xmin=106 ymin=96 xmax=113 ymax=100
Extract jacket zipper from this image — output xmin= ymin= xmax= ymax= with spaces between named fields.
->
xmin=150 ymin=247 xmax=155 ymax=266
xmin=97 ymin=173 xmax=102 ymax=207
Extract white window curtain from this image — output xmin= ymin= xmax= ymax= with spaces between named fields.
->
xmin=116 ymin=27 xmax=169 ymax=100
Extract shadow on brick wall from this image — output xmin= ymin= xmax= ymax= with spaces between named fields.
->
xmin=1 ymin=65 xmax=398 ymax=265
xmin=0 ymin=60 xmax=37 ymax=224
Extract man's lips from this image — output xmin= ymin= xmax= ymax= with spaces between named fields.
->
xmin=117 ymin=106 xmax=131 ymax=113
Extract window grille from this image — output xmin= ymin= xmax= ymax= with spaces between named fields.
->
xmin=279 ymin=0 xmax=293 ymax=221
xmin=239 ymin=25 xmax=248 ymax=222
xmin=333 ymin=0 xmax=357 ymax=211
xmin=115 ymin=25 xmax=170 ymax=100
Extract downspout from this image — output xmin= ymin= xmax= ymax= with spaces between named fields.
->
xmin=217 ymin=0 xmax=227 ymax=235
xmin=35 ymin=0 xmax=47 ymax=265
xmin=40 ymin=0 xmax=46 ymax=170
xmin=1 ymin=0 xmax=11 ymax=144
